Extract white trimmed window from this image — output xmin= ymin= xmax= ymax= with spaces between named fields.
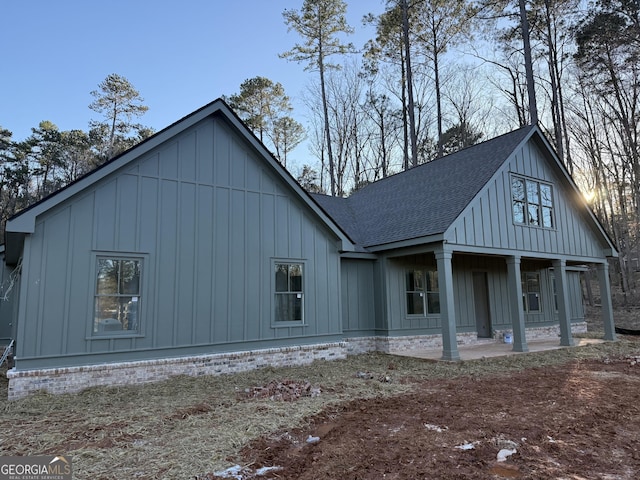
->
xmin=274 ymin=262 xmax=304 ymax=323
xmin=406 ymin=269 xmax=440 ymax=315
xmin=512 ymin=175 xmax=554 ymax=228
xmin=94 ymin=256 xmax=142 ymax=334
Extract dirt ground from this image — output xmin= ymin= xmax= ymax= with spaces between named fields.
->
xmin=201 ymin=340 xmax=640 ymax=480
xmin=2 ymin=286 xmax=640 ymax=479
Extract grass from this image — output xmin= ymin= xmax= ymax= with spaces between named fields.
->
xmin=1 ymin=335 xmax=640 ymax=479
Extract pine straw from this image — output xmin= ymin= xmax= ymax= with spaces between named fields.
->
xmin=1 ymin=338 xmax=639 ymax=479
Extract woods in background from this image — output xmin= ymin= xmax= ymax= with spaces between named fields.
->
xmin=2 ymin=0 xmax=640 ymax=295
xmin=0 ymin=73 xmax=152 ymax=232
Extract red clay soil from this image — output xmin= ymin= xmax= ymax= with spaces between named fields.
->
xmin=212 ymin=354 xmax=640 ymax=479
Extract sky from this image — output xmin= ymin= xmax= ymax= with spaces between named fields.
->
xmin=2 ymin=1 xmax=385 ymax=167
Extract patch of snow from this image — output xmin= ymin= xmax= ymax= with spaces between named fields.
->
xmin=455 ymin=442 xmax=476 ymax=450
xmin=256 ymin=466 xmax=283 ymax=476
xmin=497 ymin=448 xmax=517 ymax=462
xmin=306 ymin=435 xmax=320 ymax=444
xmin=213 ymin=465 xmax=244 ymax=479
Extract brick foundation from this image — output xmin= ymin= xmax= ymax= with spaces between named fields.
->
xmin=494 ymin=322 xmax=588 ymax=342
xmin=346 ymin=332 xmax=479 ymax=355
xmin=346 ymin=322 xmax=589 ymax=355
xmin=7 ymin=342 xmax=346 ymax=401
xmin=7 ymin=322 xmax=590 ymax=400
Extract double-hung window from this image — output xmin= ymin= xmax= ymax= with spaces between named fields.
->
xmin=512 ymin=175 xmax=554 ymax=228
xmin=94 ymin=256 xmax=142 ymax=334
xmin=274 ymin=262 xmax=304 ymax=323
xmin=406 ymin=269 xmax=440 ymax=315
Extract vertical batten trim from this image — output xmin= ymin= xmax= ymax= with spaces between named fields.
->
xmin=152 ymin=178 xmax=162 ymax=348
xmin=35 ymin=223 xmax=47 ymax=356
xmin=192 ymin=134 xmax=200 ymax=346
xmin=61 ymin=208 xmax=74 ymax=355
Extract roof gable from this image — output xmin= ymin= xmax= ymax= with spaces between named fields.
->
xmin=316 ymin=125 xmax=616 ymax=258
xmin=4 ymin=99 xmax=354 ymax=263
xmin=317 ymin=125 xmax=535 ymax=249
xmin=444 ymin=128 xmax=617 ymax=258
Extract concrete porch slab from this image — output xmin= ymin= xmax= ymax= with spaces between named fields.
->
xmin=391 ymin=337 xmax=606 ymax=361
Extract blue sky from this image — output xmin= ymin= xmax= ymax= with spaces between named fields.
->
xmin=2 ymin=1 xmax=384 ymax=164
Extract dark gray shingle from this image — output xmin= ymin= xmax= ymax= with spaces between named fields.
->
xmin=315 ymin=125 xmax=535 ymax=250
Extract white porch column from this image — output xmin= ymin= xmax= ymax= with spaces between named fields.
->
xmin=435 ymin=248 xmax=460 ymax=361
xmin=553 ymin=259 xmax=575 ymax=346
xmin=506 ymin=256 xmax=529 ymax=352
xmin=596 ymin=262 xmax=616 ymax=341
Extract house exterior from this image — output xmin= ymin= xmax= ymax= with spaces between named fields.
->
xmin=1 ymin=99 xmax=617 ymax=399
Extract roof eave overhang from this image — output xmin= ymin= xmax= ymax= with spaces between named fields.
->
xmin=365 ymin=234 xmax=445 ymax=254
xmin=4 ymin=232 xmax=25 ymax=266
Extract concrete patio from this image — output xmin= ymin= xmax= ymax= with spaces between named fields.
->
xmin=392 ymin=337 xmax=607 ymax=361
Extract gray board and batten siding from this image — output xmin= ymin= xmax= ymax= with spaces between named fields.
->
xmin=329 ymin=126 xmax=612 ymax=340
xmin=2 ymin=99 xmax=617 ymax=391
xmin=340 ymin=253 xmax=585 ymax=339
xmin=9 ymin=105 xmax=350 ymax=370
xmin=446 ymin=133 xmax=612 ymax=261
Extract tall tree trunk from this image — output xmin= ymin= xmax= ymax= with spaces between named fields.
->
xmin=519 ymin=0 xmax=538 ymax=125
xmin=402 ymin=0 xmax=419 ymax=167
xmin=434 ymin=46 xmax=443 ymax=158
xmin=558 ymin=73 xmax=573 ymax=175
xmin=401 ymin=46 xmax=409 ymax=171
xmin=381 ymin=111 xmax=388 ymax=178
xmin=319 ymin=54 xmax=337 ymax=196
xmin=544 ymin=0 xmax=563 ymax=161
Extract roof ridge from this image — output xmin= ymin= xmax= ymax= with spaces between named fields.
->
xmin=349 ymin=124 xmax=535 ymax=200
xmin=325 ymin=124 xmax=536 ymax=248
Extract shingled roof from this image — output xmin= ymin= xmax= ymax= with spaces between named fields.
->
xmin=313 ymin=125 xmax=536 ymax=250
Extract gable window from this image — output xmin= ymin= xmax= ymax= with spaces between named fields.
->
xmin=94 ymin=256 xmax=142 ymax=334
xmin=406 ymin=269 xmax=440 ymax=315
xmin=521 ymin=272 xmax=541 ymax=312
xmin=512 ymin=176 xmax=554 ymax=228
xmin=274 ymin=262 xmax=304 ymax=323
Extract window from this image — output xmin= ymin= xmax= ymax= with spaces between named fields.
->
xmin=406 ymin=269 xmax=440 ymax=315
xmin=512 ymin=176 xmax=554 ymax=228
xmin=274 ymin=262 xmax=304 ymax=323
xmin=521 ymin=272 xmax=541 ymax=312
xmin=94 ymin=257 xmax=142 ymax=334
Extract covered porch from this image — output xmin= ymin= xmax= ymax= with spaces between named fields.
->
xmin=435 ymin=246 xmax=616 ymax=361
xmin=382 ymin=244 xmax=617 ymax=362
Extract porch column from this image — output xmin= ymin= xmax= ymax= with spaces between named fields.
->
xmin=552 ymin=259 xmax=575 ymax=346
xmin=506 ymin=256 xmax=528 ymax=352
xmin=435 ymin=248 xmax=460 ymax=361
xmin=596 ymin=262 xmax=616 ymax=341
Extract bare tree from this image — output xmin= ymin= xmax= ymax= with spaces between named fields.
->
xmin=281 ymin=0 xmax=354 ymax=196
